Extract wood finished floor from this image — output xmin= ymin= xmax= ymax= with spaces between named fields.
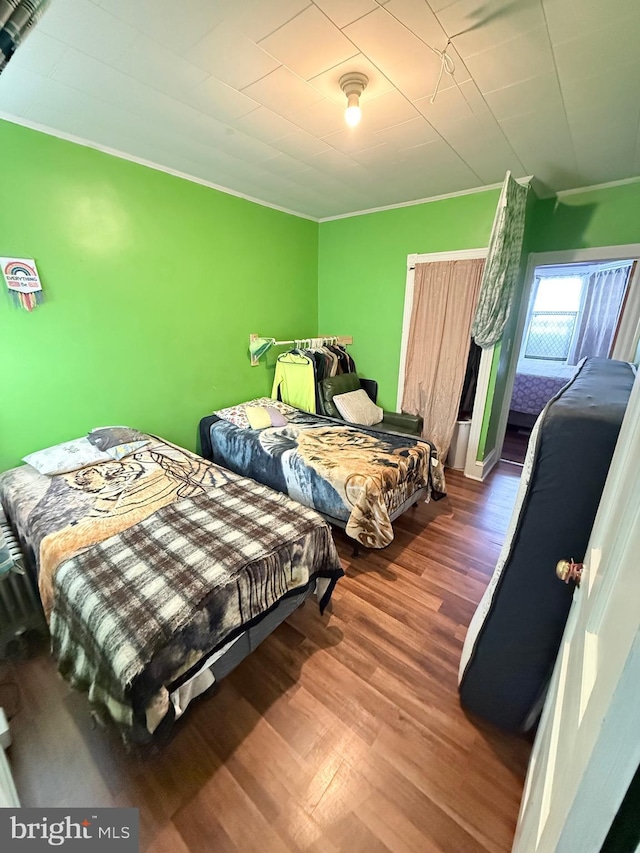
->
xmin=6 ymin=463 xmax=530 ymax=852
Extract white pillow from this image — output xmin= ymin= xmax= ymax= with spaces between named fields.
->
xmin=333 ymin=389 xmax=383 ymax=426
xmin=23 ymin=437 xmax=111 ymax=476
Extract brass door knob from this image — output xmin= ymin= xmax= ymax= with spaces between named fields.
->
xmin=556 ymin=559 xmax=584 ymax=586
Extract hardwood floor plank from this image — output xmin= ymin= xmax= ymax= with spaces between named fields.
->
xmin=7 ymin=463 xmax=529 ymax=852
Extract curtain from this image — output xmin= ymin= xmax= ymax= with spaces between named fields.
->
xmin=0 ymin=0 xmax=50 ymax=75
xmin=401 ymin=258 xmax=484 ymax=460
xmin=472 ymin=171 xmax=529 ymax=349
xmin=567 ymin=264 xmax=631 ymax=365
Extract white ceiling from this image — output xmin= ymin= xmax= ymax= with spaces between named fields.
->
xmin=2 ymin=0 xmax=640 ymax=219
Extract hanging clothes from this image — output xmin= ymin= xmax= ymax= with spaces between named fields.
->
xmin=272 ymin=352 xmax=317 ymax=413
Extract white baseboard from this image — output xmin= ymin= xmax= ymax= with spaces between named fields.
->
xmin=464 ymin=447 xmax=499 ymax=481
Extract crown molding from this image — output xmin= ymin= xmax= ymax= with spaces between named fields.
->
xmin=556 ymin=175 xmax=640 ymax=199
xmin=0 ymin=112 xmax=318 ymax=222
xmin=318 ymin=176 xmax=533 ymax=222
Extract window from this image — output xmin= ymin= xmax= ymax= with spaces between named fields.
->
xmin=524 ymin=276 xmax=584 ymax=362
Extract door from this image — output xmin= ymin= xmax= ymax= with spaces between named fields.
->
xmin=513 ymin=368 xmax=640 ymax=853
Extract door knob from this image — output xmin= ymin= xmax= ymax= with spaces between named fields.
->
xmin=556 ymin=559 xmax=584 ymax=586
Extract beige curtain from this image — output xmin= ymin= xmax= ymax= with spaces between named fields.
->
xmin=401 ymin=259 xmax=484 ymax=460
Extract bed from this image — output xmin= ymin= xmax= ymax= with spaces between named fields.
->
xmin=459 ymin=358 xmax=635 ymax=731
xmin=508 ymin=370 xmax=569 ymax=429
xmin=199 ymin=401 xmax=445 ymax=550
xmin=0 ymin=432 xmax=344 ymax=742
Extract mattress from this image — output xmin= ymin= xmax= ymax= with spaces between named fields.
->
xmin=199 ymin=404 xmax=444 ymax=549
xmin=458 ymin=358 xmax=635 ymax=731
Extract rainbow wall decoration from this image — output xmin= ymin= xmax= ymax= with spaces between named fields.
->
xmin=0 ymin=257 xmax=44 ymax=311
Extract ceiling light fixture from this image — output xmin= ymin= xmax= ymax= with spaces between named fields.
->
xmin=339 ymin=72 xmax=368 ymax=128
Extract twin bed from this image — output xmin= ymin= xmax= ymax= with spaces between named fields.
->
xmin=1 ymin=403 xmax=442 ymax=740
xmin=0 ymin=433 xmax=343 ymax=741
xmin=199 ymin=402 xmax=445 ymax=550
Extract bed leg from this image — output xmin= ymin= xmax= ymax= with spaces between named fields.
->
xmin=352 ymin=543 xmax=360 ymax=558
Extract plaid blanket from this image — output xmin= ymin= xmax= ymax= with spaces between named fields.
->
xmin=0 ymin=438 xmax=343 ymax=740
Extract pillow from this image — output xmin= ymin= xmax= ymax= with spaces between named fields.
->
xmin=23 ymin=438 xmax=111 ymax=476
xmin=87 ymin=426 xmax=148 ymax=451
xmin=333 ymin=389 xmax=383 ymax=426
xmin=105 ymin=440 xmax=149 ymax=461
xmin=245 ymin=406 xmax=288 ymax=430
xmin=215 ymin=398 xmax=294 ymax=429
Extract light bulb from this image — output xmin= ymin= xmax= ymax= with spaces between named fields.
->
xmin=345 ymin=105 xmax=361 ymax=127
xmin=345 ymin=92 xmax=361 ymax=127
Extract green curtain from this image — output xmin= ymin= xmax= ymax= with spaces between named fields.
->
xmin=472 ymin=172 xmax=530 ymax=349
xmin=0 ymin=0 xmax=50 ymax=75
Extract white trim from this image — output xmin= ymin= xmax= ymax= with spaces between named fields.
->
xmin=493 ymin=244 xmax=640 ymax=464
xmin=397 ymin=248 xmax=488 ymax=411
xmin=464 ymin=344 xmax=494 ymax=479
xmin=0 ymin=112 xmax=317 ymax=222
xmin=612 ymin=262 xmax=640 ymax=361
xmin=529 ymin=246 xmax=640 ymax=266
xmin=464 ymin=446 xmax=498 ymax=482
xmin=319 ymin=177 xmax=533 ymax=223
xmin=556 ymin=175 xmax=640 ymax=199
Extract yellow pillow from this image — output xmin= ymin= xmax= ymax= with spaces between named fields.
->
xmin=245 ymin=406 xmax=273 ymax=430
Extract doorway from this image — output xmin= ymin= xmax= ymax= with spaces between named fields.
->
xmin=501 ymin=258 xmax=637 ymax=464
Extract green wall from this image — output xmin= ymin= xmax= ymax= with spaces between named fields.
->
xmin=318 ymin=190 xmax=500 ymax=411
xmin=530 ymin=181 xmax=640 ymax=253
xmin=0 ymin=120 xmax=318 ymax=471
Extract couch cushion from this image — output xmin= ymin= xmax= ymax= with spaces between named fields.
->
xmin=319 ymin=373 xmax=361 ymax=417
xmin=334 ymin=389 xmax=383 ymax=426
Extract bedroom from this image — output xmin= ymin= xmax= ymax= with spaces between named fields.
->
xmin=1 ymin=1 xmax=640 ymax=851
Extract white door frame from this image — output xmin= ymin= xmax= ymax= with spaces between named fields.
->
xmin=493 ymin=243 xmax=640 ymax=466
xmin=398 ymin=249 xmax=490 ymax=479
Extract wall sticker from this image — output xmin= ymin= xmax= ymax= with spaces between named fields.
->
xmin=1 ymin=256 xmax=44 ymax=311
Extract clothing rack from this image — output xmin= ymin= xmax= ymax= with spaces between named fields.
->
xmin=249 ymin=333 xmax=353 ymax=366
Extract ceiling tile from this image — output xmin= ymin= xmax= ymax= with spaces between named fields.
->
xmin=464 ymin=26 xmax=555 ymax=93
xmin=4 ymin=30 xmax=67 ymax=78
xmin=483 ymin=72 xmax=564 ymax=123
xmin=569 ymin=108 xmax=639 ymax=184
xmin=189 ymin=23 xmax=281 ymax=89
xmin=313 ymin=0 xmax=379 ymax=29
xmin=561 ymin=64 xmax=640 ymax=119
xmin=95 ymin=0 xmax=227 ymax=53
xmin=49 ymin=48 xmax=202 ymax=129
xmin=498 ymin=107 xmax=582 ymax=188
xmin=183 ymin=76 xmax=260 ymax=122
xmin=553 ymin=16 xmax=640 ymax=84
xmin=542 ymin=0 xmax=639 ymax=45
xmin=374 ymin=116 xmax=439 ymax=149
xmin=322 ymin=127 xmax=387 ymax=154
xmin=39 ymin=0 xmax=138 ymax=64
xmin=262 ymin=152 xmax=310 ymax=177
xmin=117 ymin=36 xmax=209 ymax=101
xmin=0 ymin=65 xmax=37 ymax=116
xmin=191 ymin=116 xmax=282 ymax=164
xmin=293 ymin=97 xmax=346 ymax=137
xmin=348 ymin=142 xmax=395 ymax=166
xmin=303 ymin=147 xmax=360 ymax=173
xmin=228 ymin=0 xmax=312 ymax=43
xmin=243 ymin=66 xmax=324 ymax=118
xmin=435 ymin=0 xmax=545 ymax=59
xmin=435 ymin=114 xmax=527 ymax=182
xmin=258 ymin=6 xmax=358 ymax=80
xmin=344 ymin=7 xmax=434 ymax=71
xmin=232 ymin=106 xmax=301 ymax=143
xmin=272 ymin=129 xmax=331 ymax=158
xmin=361 ymin=89 xmax=421 ymax=131
xmin=309 ymin=54 xmax=395 ymax=106
xmin=414 ymin=83 xmax=475 ymax=127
